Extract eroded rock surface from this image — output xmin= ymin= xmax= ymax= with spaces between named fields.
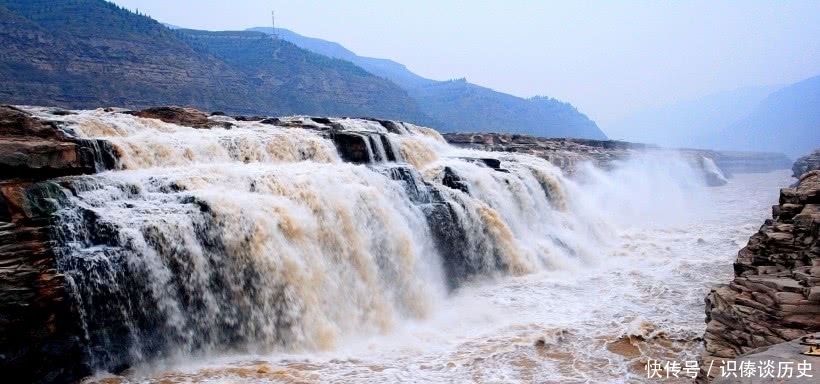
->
xmin=130 ymin=106 xmax=228 ymax=129
xmin=442 ymin=132 xmax=643 ymax=173
xmin=442 ymin=132 xmax=791 ymax=178
xmin=0 ymin=106 xmax=121 ymax=383
xmin=793 ymin=149 xmax=820 ymax=178
xmin=0 ymin=105 xmax=117 ymax=180
xmin=709 ymin=332 xmax=820 ymax=384
xmin=700 ymin=150 xmax=820 ymax=382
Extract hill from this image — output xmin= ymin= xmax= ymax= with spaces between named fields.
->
xmin=715 ymin=74 xmax=820 ymax=158
xmin=249 ymin=27 xmax=436 ymax=89
xmin=606 ymin=85 xmax=779 ymax=146
xmin=0 ymin=0 xmax=425 ymax=121
xmin=411 ymin=80 xmax=602 ymax=137
xmin=251 ymin=27 xmax=606 ymax=139
xmin=177 ymin=29 xmax=430 ymax=121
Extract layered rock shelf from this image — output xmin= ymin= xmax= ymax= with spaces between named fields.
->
xmin=793 ymin=149 xmax=820 ymax=178
xmin=710 ymin=332 xmax=820 ymax=384
xmin=442 ymin=132 xmax=792 ymax=176
xmin=0 ymin=105 xmax=119 ymax=383
xmin=442 ymin=132 xmax=645 ymax=173
xmin=700 ymin=149 xmax=820 ymax=382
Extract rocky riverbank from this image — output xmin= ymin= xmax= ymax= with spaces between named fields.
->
xmin=709 ymin=332 xmax=820 ymax=384
xmin=700 ymin=148 xmax=820 ymax=382
xmin=442 ymin=132 xmax=792 ymax=178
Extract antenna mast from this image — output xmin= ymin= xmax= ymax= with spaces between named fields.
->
xmin=271 ymin=11 xmax=278 ymax=39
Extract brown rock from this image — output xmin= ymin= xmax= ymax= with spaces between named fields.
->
xmin=0 ymin=181 xmax=88 ymax=383
xmin=131 ymin=106 xmax=219 ymax=129
xmin=792 ymin=148 xmax=820 ymax=177
xmin=700 ymin=149 xmax=820 ymax=382
xmin=0 ymin=105 xmax=118 ymax=181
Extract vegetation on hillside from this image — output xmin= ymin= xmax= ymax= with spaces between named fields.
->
xmin=253 ymin=27 xmax=606 ymax=139
xmin=0 ymin=0 xmax=426 ymax=121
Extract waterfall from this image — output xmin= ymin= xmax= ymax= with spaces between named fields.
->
xmin=700 ymin=155 xmax=729 ymax=186
xmin=23 ymin=108 xmax=700 ymax=374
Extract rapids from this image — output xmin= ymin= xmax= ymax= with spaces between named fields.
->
xmin=17 ymin=108 xmax=791 ymax=382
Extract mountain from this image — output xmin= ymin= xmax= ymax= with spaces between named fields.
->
xmin=248 ymin=27 xmax=436 ymax=89
xmin=177 ymin=29 xmax=430 ymax=122
xmin=0 ymin=0 xmax=425 ymax=121
xmin=606 ymin=74 xmax=820 ymax=158
xmin=251 ymin=27 xmax=606 ymax=139
xmin=606 ymin=85 xmax=779 ymax=147
xmin=714 ymin=74 xmax=820 ymax=158
xmin=410 ymin=80 xmax=602 ymax=137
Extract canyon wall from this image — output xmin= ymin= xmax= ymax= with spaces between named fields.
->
xmin=0 ymin=105 xmax=118 ymax=383
xmin=700 ymin=148 xmax=820 ymax=382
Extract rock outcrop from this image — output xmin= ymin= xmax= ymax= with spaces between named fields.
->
xmin=709 ymin=332 xmax=820 ymax=384
xmin=0 ymin=105 xmax=117 ymax=180
xmin=0 ymin=106 xmax=121 ymax=383
xmin=443 ymin=132 xmax=737 ymax=186
xmin=793 ymin=149 xmax=820 ymax=178
xmin=442 ymin=132 xmax=648 ymax=173
xmin=443 ymin=132 xmax=792 ymax=178
xmin=700 ymin=149 xmax=820 ymax=382
xmin=0 ymin=181 xmax=90 ymax=384
xmin=129 ymin=106 xmax=228 ymax=129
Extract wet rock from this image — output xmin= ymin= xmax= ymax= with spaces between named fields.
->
xmin=0 ymin=181 xmax=89 ymax=384
xmin=375 ymin=119 xmax=405 ymax=134
xmin=232 ymin=115 xmax=266 ymax=122
xmin=0 ymin=105 xmax=118 ymax=181
xmin=0 ymin=106 xmax=123 ymax=382
xmin=332 ymin=132 xmax=371 ymax=164
xmin=131 ymin=106 xmax=219 ymax=129
xmin=310 ymin=117 xmax=332 ymax=125
xmin=442 ymin=167 xmax=470 ymax=194
xmin=259 ymin=117 xmax=281 ymax=125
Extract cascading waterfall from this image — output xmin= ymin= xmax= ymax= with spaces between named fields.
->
xmin=20 ymin=108 xmax=700 ymax=375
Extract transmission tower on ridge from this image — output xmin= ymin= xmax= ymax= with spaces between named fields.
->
xmin=271 ymin=11 xmax=278 ymax=40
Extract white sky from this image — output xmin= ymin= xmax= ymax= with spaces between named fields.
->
xmin=111 ymin=0 xmax=820 ymax=128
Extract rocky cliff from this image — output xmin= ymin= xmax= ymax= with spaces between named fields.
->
xmin=0 ymin=105 xmax=119 ymax=383
xmin=793 ymin=148 xmax=820 ymax=178
xmin=700 ymin=148 xmax=820 ymax=382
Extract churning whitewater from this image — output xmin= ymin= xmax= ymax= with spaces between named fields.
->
xmin=18 ymin=108 xmax=787 ymax=383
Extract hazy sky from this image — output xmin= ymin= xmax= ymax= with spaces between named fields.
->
xmin=112 ymin=0 xmax=820 ymax=128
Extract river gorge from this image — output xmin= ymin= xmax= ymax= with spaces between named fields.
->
xmin=0 ymin=105 xmax=807 ymax=383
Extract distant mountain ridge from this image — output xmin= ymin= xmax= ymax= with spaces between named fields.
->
xmin=607 ymin=85 xmax=779 ymax=147
xmin=250 ymin=27 xmax=607 ymax=139
xmin=0 ymin=0 xmax=426 ymax=121
xmin=717 ymin=74 xmax=820 ymax=158
xmin=248 ymin=27 xmax=440 ymax=89
xmin=607 ymin=75 xmax=820 ymax=157
xmin=0 ymin=0 xmax=606 ymax=140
